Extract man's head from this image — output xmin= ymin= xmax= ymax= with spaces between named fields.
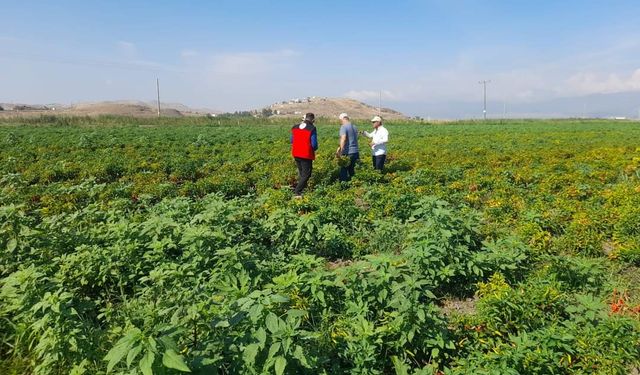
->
xmin=371 ymin=115 xmax=383 ymax=128
xmin=339 ymin=112 xmax=350 ymax=125
xmin=304 ymin=113 xmax=315 ymax=123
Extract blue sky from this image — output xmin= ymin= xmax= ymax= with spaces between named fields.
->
xmin=2 ymin=0 xmax=640 ymax=116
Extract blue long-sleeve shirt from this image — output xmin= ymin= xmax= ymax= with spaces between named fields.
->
xmin=311 ymin=129 xmax=318 ymax=150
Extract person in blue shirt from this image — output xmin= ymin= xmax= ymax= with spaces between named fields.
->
xmin=335 ymin=113 xmax=359 ymax=181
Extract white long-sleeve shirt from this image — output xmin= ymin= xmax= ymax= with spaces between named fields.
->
xmin=363 ymin=125 xmax=389 ymax=156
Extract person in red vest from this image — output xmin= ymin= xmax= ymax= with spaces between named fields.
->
xmin=291 ymin=112 xmax=319 ymax=198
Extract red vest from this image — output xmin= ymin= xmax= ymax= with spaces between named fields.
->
xmin=291 ymin=123 xmax=316 ymax=160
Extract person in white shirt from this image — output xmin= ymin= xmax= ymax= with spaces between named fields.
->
xmin=361 ymin=115 xmax=389 ymax=170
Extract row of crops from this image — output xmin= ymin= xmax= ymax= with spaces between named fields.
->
xmin=1 ymin=115 xmax=639 ymax=374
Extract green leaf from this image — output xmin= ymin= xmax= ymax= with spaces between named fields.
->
xmin=243 ymin=343 xmax=260 ymax=366
xmin=248 ymin=304 xmax=264 ymax=322
xmin=158 ymin=335 xmax=178 ymax=351
xmin=392 ymin=356 xmax=409 ymax=375
xmin=293 ymin=345 xmax=310 ymax=368
xmin=424 ymin=290 xmax=437 ymax=299
xmin=431 ymin=348 xmax=440 ymax=358
xmin=214 ymin=319 xmax=230 ymax=328
xmin=148 ymin=336 xmax=158 ymax=352
xmin=70 ymin=359 xmax=89 ymax=375
xmin=139 ymin=350 xmax=155 ymax=375
xmin=105 ymin=329 xmax=140 ymax=372
xmin=286 ymin=309 xmax=307 ymax=319
xmin=255 ymin=328 xmax=267 ymax=348
xmin=274 ymin=356 xmax=287 ymax=375
xmin=378 ymin=289 xmax=388 ymax=302
xmin=162 ymin=349 xmax=191 ymax=372
xmin=126 ymin=344 xmax=143 ymax=368
xmin=265 ymin=312 xmax=279 ymax=334
xmin=282 ymin=337 xmax=292 ymax=354
xmin=267 ymin=342 xmax=281 ymax=359
xmin=446 ymin=340 xmax=456 ymax=349
xmin=7 ymin=238 xmax=17 ymax=252
xmin=271 ymin=294 xmax=290 ymax=303
xmin=315 ymin=290 xmax=325 ymax=304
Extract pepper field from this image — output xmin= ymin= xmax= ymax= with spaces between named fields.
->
xmin=1 ymin=116 xmax=639 ymax=374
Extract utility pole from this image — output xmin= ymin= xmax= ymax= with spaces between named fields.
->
xmin=378 ymin=90 xmax=382 ymax=115
xmin=156 ymin=78 xmax=161 ymax=117
xmin=478 ymin=80 xmax=491 ymax=120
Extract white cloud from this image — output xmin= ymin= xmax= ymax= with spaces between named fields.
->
xmin=116 ymin=41 xmax=137 ymax=58
xmin=344 ymin=89 xmax=400 ymax=101
xmin=180 ymin=49 xmax=199 ymax=58
xmin=565 ymin=69 xmax=640 ymax=95
xmin=208 ymin=49 xmax=299 ymax=76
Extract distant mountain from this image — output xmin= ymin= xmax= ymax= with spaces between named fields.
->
xmin=4 ymin=91 xmax=638 ymax=120
xmin=0 ymin=103 xmax=53 ymax=111
xmin=387 ymin=91 xmax=640 ymax=119
xmin=146 ymin=101 xmax=221 ymax=115
xmin=71 ymin=101 xmax=221 ymax=115
xmin=263 ymin=97 xmax=407 ymax=120
xmin=0 ymin=100 xmax=221 ymax=118
xmin=68 ymin=102 xmax=183 ymax=117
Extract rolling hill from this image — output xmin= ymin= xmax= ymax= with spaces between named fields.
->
xmin=265 ymin=97 xmax=407 ymax=120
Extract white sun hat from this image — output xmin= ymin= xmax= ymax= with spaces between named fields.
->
xmin=371 ymin=115 xmax=382 ymax=122
xmin=338 ymin=113 xmax=349 ymax=120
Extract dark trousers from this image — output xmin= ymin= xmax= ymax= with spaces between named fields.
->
xmin=294 ymin=157 xmax=313 ymax=195
xmin=372 ymin=154 xmax=386 ymax=170
xmin=339 ymin=153 xmax=359 ymax=182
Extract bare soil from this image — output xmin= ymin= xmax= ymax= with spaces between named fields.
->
xmin=440 ymin=296 xmax=478 ymax=316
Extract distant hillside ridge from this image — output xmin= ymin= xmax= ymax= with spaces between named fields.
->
xmin=0 ymin=100 xmax=221 ymax=118
xmin=264 ymin=97 xmax=407 ymax=120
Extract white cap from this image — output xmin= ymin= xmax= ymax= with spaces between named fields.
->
xmin=371 ymin=115 xmax=382 ymax=122
xmin=338 ymin=113 xmax=349 ymax=120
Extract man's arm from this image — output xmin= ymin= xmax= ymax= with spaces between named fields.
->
xmin=336 ymin=127 xmax=347 ymax=156
xmin=311 ymin=129 xmax=318 ymax=151
xmin=336 ymin=134 xmax=347 ymax=156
